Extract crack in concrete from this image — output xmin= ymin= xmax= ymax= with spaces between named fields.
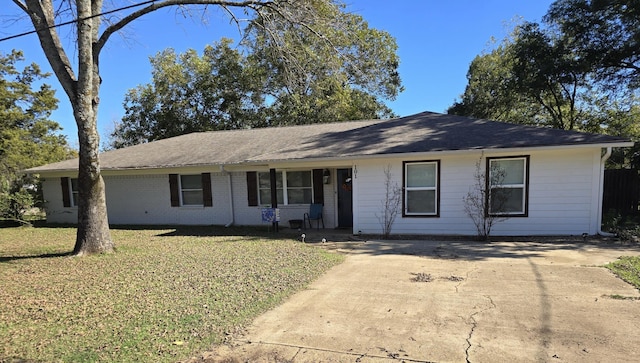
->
xmin=455 ymin=267 xmax=478 ymax=293
xmin=454 ymin=279 xmax=463 ymax=293
xmin=290 ymin=347 xmax=302 ymax=361
xmin=464 ymin=295 xmax=497 ymax=363
xmin=464 ymin=312 xmax=479 ymax=363
xmin=485 ymin=294 xmax=496 ymax=309
xmin=456 ymin=267 xmax=478 ymax=293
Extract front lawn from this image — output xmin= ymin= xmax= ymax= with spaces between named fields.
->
xmin=0 ymin=226 xmax=344 ymax=362
xmin=606 ymin=256 xmax=640 ymax=290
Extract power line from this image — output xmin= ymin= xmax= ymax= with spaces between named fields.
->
xmin=0 ymin=0 xmax=158 ymax=43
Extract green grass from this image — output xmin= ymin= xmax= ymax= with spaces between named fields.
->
xmin=0 ymin=226 xmax=344 ymax=362
xmin=606 ymin=256 xmax=640 ymax=290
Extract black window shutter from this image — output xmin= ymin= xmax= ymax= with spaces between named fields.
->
xmin=312 ymin=169 xmax=324 ymax=205
xmin=169 ymin=174 xmax=180 ymax=207
xmin=61 ymin=177 xmax=71 ymax=207
xmin=202 ymin=173 xmax=213 ymax=207
xmin=246 ymin=171 xmax=258 ymax=206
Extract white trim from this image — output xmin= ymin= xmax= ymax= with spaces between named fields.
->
xmin=223 ymin=168 xmax=235 ymax=227
xmin=404 ymin=161 xmax=439 ymax=216
xmin=351 ymin=164 xmax=359 ymax=234
xmin=597 ymin=147 xmax=614 ymax=236
xmin=67 ymin=177 xmax=79 ymax=207
xmin=178 ymin=174 xmax=204 ymax=207
xmin=489 ymin=156 xmax=528 ymax=216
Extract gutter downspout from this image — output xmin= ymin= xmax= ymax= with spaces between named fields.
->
xmin=220 ymin=166 xmax=235 ymax=227
xmin=597 ymin=147 xmax=614 ymax=236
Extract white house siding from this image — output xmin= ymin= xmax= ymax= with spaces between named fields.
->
xmin=103 ymin=174 xmax=232 ymax=225
xmin=41 ymin=150 xmax=601 ymax=234
xmin=352 ymin=148 xmax=602 ymax=236
xmin=42 ymin=178 xmax=77 ymax=224
xmin=44 ymin=170 xmax=337 ymax=228
xmin=43 ymin=173 xmax=232 ymax=225
xmin=104 ymin=175 xmax=171 ymax=224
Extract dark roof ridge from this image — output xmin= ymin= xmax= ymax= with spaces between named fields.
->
xmin=176 ymin=117 xmax=385 ymax=137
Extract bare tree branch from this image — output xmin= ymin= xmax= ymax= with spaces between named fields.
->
xmin=221 ymin=4 xmax=244 ymax=34
xmin=376 ymin=164 xmax=401 ymax=238
xmin=96 ymin=0 xmax=273 ymax=54
xmin=463 ymin=153 xmax=510 ymax=240
xmin=11 ymin=0 xmax=28 ymax=13
xmin=22 ymin=0 xmax=77 ymax=102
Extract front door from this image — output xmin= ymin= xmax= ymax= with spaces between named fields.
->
xmin=337 ymin=168 xmax=353 ymax=228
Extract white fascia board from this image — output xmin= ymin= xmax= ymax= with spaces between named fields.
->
xmin=26 ymin=169 xmax=78 ymax=178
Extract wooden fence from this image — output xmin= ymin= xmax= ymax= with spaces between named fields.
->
xmin=603 ymin=169 xmax=639 ymax=218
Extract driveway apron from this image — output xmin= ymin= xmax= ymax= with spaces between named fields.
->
xmin=204 ymin=240 xmax=640 ymax=362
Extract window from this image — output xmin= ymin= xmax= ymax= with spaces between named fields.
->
xmin=258 ymin=170 xmax=313 ymax=205
xmin=259 ymin=172 xmax=283 ymax=205
xmin=286 ymin=171 xmax=313 ymax=204
xmin=180 ymin=174 xmax=204 ymax=206
xmin=403 ymin=161 xmax=439 ymax=216
xmin=169 ymin=173 xmax=212 ymax=207
xmin=69 ymin=178 xmax=79 ymax=207
xmin=488 ymin=156 xmax=529 ymax=216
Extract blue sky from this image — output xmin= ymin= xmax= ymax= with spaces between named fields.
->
xmin=2 ymin=1 xmax=554 ymax=146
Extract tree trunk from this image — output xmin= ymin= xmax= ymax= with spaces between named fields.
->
xmin=72 ymin=115 xmax=113 ymax=255
xmin=72 ymin=0 xmax=114 ymax=255
xmin=16 ymin=0 xmax=348 ymax=255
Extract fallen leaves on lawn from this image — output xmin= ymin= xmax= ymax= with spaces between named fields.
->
xmin=0 ymin=227 xmax=344 ymax=363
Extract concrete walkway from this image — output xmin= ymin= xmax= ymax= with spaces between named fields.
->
xmin=198 ymin=240 xmax=640 ymax=362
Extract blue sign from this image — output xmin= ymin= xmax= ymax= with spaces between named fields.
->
xmin=261 ymin=208 xmax=280 ymax=223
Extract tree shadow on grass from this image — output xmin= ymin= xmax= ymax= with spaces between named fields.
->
xmin=108 ymin=224 xmax=301 ymax=240
xmin=0 ymin=251 xmax=74 ymax=263
xmin=0 ymin=220 xmax=74 ymax=229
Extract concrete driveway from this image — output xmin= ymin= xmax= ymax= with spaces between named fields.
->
xmin=200 ymin=239 xmax=640 ymax=362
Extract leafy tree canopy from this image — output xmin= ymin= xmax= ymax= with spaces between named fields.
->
xmin=110 ymin=39 xmax=266 ymax=148
xmin=110 ymin=3 xmax=402 ymax=148
xmin=0 ymin=50 xmax=75 ymax=178
xmin=0 ymin=50 xmax=76 ymax=220
xmin=546 ymin=0 xmax=640 ymax=90
xmin=449 ymin=0 xmax=639 ymax=143
xmin=447 ymin=36 xmax=542 ymax=125
xmin=449 ymin=21 xmax=591 ymax=131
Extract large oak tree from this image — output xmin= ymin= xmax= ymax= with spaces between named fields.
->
xmin=12 ymin=0 xmax=372 ymax=255
xmin=449 ymin=22 xmax=589 ymax=131
xmin=449 ymin=0 xmax=640 ymax=168
xmin=110 ymin=12 xmax=402 ymax=148
xmin=546 ymin=0 xmax=640 ymax=90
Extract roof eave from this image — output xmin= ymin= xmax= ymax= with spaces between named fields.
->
xmin=236 ymin=141 xmax=637 ymax=168
xmin=26 ymin=140 xmax=634 ymax=175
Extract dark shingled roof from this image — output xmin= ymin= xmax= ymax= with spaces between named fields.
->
xmin=29 ymin=111 xmax=632 ymax=172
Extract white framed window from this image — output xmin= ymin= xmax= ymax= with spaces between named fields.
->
xmin=180 ymin=174 xmax=204 ymax=206
xmin=403 ymin=161 xmax=439 ymax=216
xmin=258 ymin=170 xmax=313 ymax=205
xmin=69 ymin=178 xmax=79 ymax=207
xmin=488 ymin=156 xmax=529 ymax=216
